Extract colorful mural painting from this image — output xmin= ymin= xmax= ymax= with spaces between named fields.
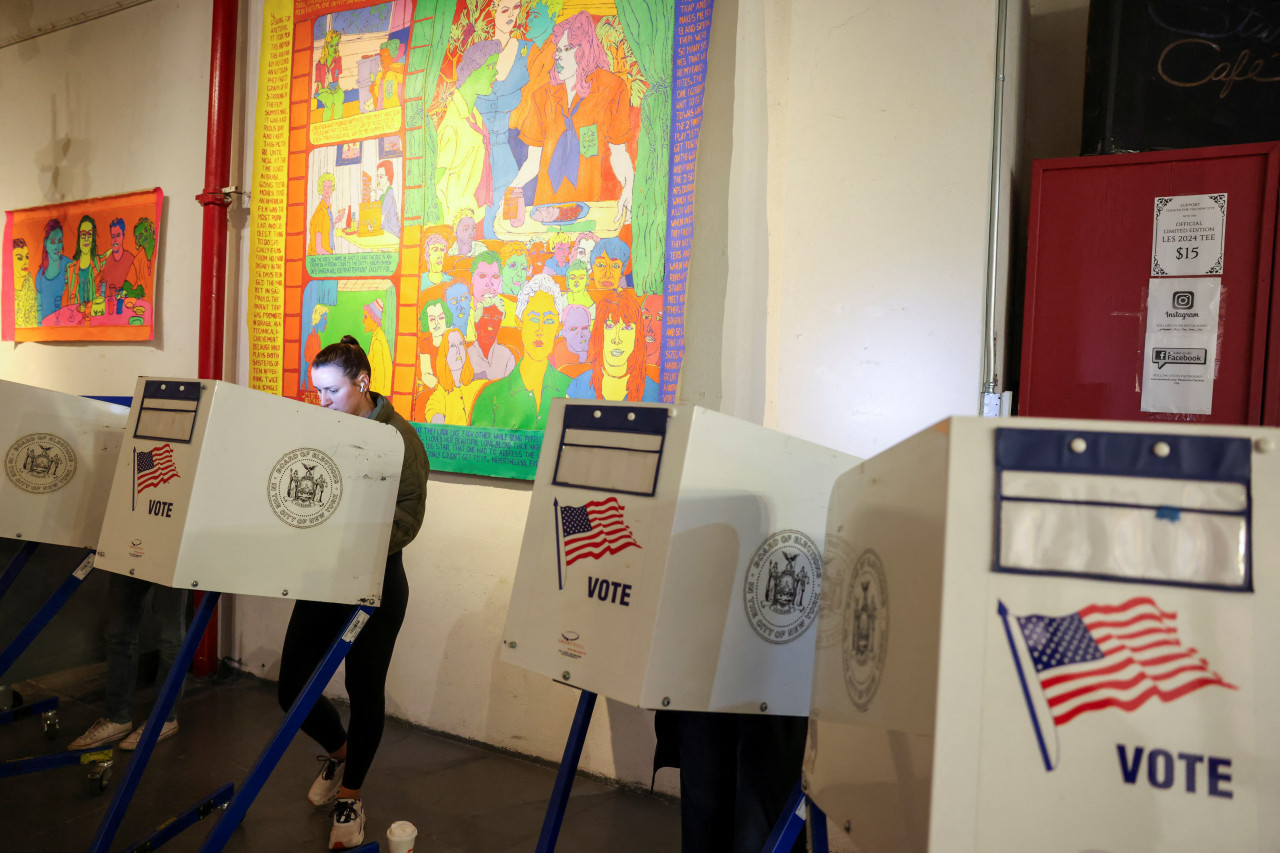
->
xmin=248 ymin=0 xmax=712 ymax=478
xmin=2 ymin=188 xmax=163 ymax=342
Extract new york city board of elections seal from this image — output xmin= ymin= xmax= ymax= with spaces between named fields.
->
xmin=843 ymin=548 xmax=889 ymax=711
xmin=743 ymin=529 xmax=822 ymax=645
xmin=5 ymin=432 xmax=76 ymax=494
xmin=267 ymin=448 xmax=342 ymax=529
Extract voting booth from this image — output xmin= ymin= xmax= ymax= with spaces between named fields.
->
xmin=805 ymin=416 xmax=1280 ymax=851
xmin=501 ymin=400 xmax=861 ymax=716
xmin=94 ymin=378 xmax=403 ymax=605
xmin=0 ymin=379 xmax=127 ymax=549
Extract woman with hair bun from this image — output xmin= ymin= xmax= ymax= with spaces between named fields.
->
xmin=277 ymin=335 xmax=429 ymax=850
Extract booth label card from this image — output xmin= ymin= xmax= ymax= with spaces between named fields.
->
xmin=5 ymin=432 xmax=76 ymax=494
xmin=1140 ymin=278 xmax=1221 ymax=415
xmin=1151 ymin=193 xmax=1226 ymax=277
xmin=843 ymin=549 xmax=889 ymax=711
xmin=743 ymin=530 xmax=823 ymax=645
xmin=267 ymin=448 xmax=343 ymax=529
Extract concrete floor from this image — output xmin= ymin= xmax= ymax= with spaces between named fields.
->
xmin=1 ymin=667 xmax=681 ymax=851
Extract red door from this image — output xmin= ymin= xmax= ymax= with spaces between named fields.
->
xmin=1020 ymin=142 xmax=1280 ymax=425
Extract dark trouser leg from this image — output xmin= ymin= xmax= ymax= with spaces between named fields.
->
xmin=277 ymin=599 xmax=349 ymax=754
xmin=734 ymin=715 xmax=808 ymax=853
xmin=675 ymin=711 xmax=809 ymax=853
xmin=677 ymin=711 xmax=737 ymax=853
xmin=339 ymin=552 xmax=408 ymax=791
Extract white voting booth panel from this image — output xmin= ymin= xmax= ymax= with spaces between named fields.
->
xmin=95 ymin=378 xmax=402 ymax=605
xmin=0 ymin=379 xmax=127 ymax=549
xmin=501 ymin=400 xmax=861 ymax=716
xmin=805 ymin=416 xmax=1280 ymax=852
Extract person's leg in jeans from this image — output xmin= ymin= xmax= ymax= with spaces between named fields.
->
xmin=103 ymin=574 xmax=150 ymax=725
xmin=150 ymin=585 xmax=188 ymax=722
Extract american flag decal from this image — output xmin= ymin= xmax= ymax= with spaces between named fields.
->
xmin=136 ymin=444 xmax=180 ymax=494
xmin=999 ymin=596 xmax=1235 ymax=771
xmin=558 ymin=497 xmax=640 ymax=567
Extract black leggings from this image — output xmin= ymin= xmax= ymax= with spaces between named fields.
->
xmin=277 ymin=551 xmax=408 ymax=791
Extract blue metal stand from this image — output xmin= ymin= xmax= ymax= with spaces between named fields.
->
xmin=809 ymin=797 xmax=829 ymax=853
xmin=117 ymin=783 xmax=234 ymax=853
xmin=197 ymin=604 xmax=376 ymax=852
xmin=88 ymin=590 xmax=221 ymax=853
xmin=534 ymin=689 xmax=597 ymax=853
xmin=0 ymin=695 xmax=57 ymax=727
xmin=0 ymin=540 xmax=39 ymax=602
xmin=0 ymin=549 xmax=94 ymax=679
xmin=760 ymin=780 xmax=831 ymax=853
xmin=0 ymin=745 xmax=111 ymax=778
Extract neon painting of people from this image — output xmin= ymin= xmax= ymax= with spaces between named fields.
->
xmin=422 ymin=327 xmax=486 ymax=425
xmin=510 ymin=12 xmax=635 ymax=221
xmin=310 ymin=172 xmax=337 ymax=255
xmin=13 ymin=239 xmax=36 ymax=329
xmin=124 ymin=218 xmax=156 ymax=299
xmin=550 ymin=301 xmax=590 ymax=369
xmin=467 ymin=296 xmax=516 ymax=380
xmin=363 ymin=298 xmax=393 ymax=395
xmin=436 ymin=46 xmax=500 ymax=227
xmin=470 ymin=275 xmax=569 ymax=429
xmin=34 ymin=220 xmax=69 ymax=322
xmin=4 ymin=188 xmax=162 ymax=341
xmin=566 ymin=288 xmax=658 ymax=402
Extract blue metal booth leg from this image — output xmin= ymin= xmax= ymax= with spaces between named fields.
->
xmin=197 ymin=604 xmax=377 ymax=853
xmin=88 ymin=590 xmax=222 ymax=853
xmin=0 ymin=695 xmax=57 ymax=728
xmin=535 ymin=689 xmax=597 ymax=853
xmin=761 ymin=779 xmax=808 ymax=853
xmin=0 ymin=540 xmax=39 ymax=602
xmin=117 ymin=783 xmax=234 ymax=853
xmin=0 ymin=549 xmax=94 ymax=680
xmin=808 ymin=796 xmax=829 ymax=853
xmin=0 ymin=745 xmax=111 ymax=779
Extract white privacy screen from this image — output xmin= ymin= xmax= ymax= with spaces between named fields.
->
xmin=994 ymin=429 xmax=1252 ymax=591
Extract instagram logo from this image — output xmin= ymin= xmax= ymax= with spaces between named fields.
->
xmin=1172 ymin=291 xmax=1194 ymax=310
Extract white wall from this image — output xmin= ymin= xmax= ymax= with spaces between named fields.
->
xmin=0 ymin=0 xmax=1097 ymax=795
xmin=0 ymin=0 xmax=211 ymax=394
xmin=230 ymin=0 xmax=1053 ymax=793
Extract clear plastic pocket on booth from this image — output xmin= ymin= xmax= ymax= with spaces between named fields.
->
xmin=994 ymin=428 xmax=1252 ymax=591
xmin=134 ymin=379 xmax=201 ymax=444
xmin=552 ymin=404 xmax=668 ymax=496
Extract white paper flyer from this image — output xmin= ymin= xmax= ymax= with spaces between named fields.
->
xmin=1140 ymin=278 xmax=1221 ymax=415
xmin=1152 ymin=193 xmax=1226 ymax=277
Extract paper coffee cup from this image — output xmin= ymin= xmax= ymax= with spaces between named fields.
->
xmin=387 ymin=820 xmax=417 ymax=853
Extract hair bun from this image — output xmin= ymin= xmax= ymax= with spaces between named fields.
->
xmin=340 ymin=334 xmax=362 ymax=349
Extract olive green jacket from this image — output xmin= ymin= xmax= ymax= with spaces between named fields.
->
xmin=371 ymin=394 xmax=429 ymax=554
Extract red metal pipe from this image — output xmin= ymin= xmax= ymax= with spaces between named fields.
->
xmin=193 ymin=0 xmax=239 ymax=678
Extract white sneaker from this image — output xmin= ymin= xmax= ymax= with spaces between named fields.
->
xmin=118 ymin=719 xmax=179 ymax=750
xmin=328 ymin=797 xmax=365 ymax=849
xmin=308 ymin=754 xmax=345 ymax=806
xmin=68 ymin=717 xmax=133 ymax=750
